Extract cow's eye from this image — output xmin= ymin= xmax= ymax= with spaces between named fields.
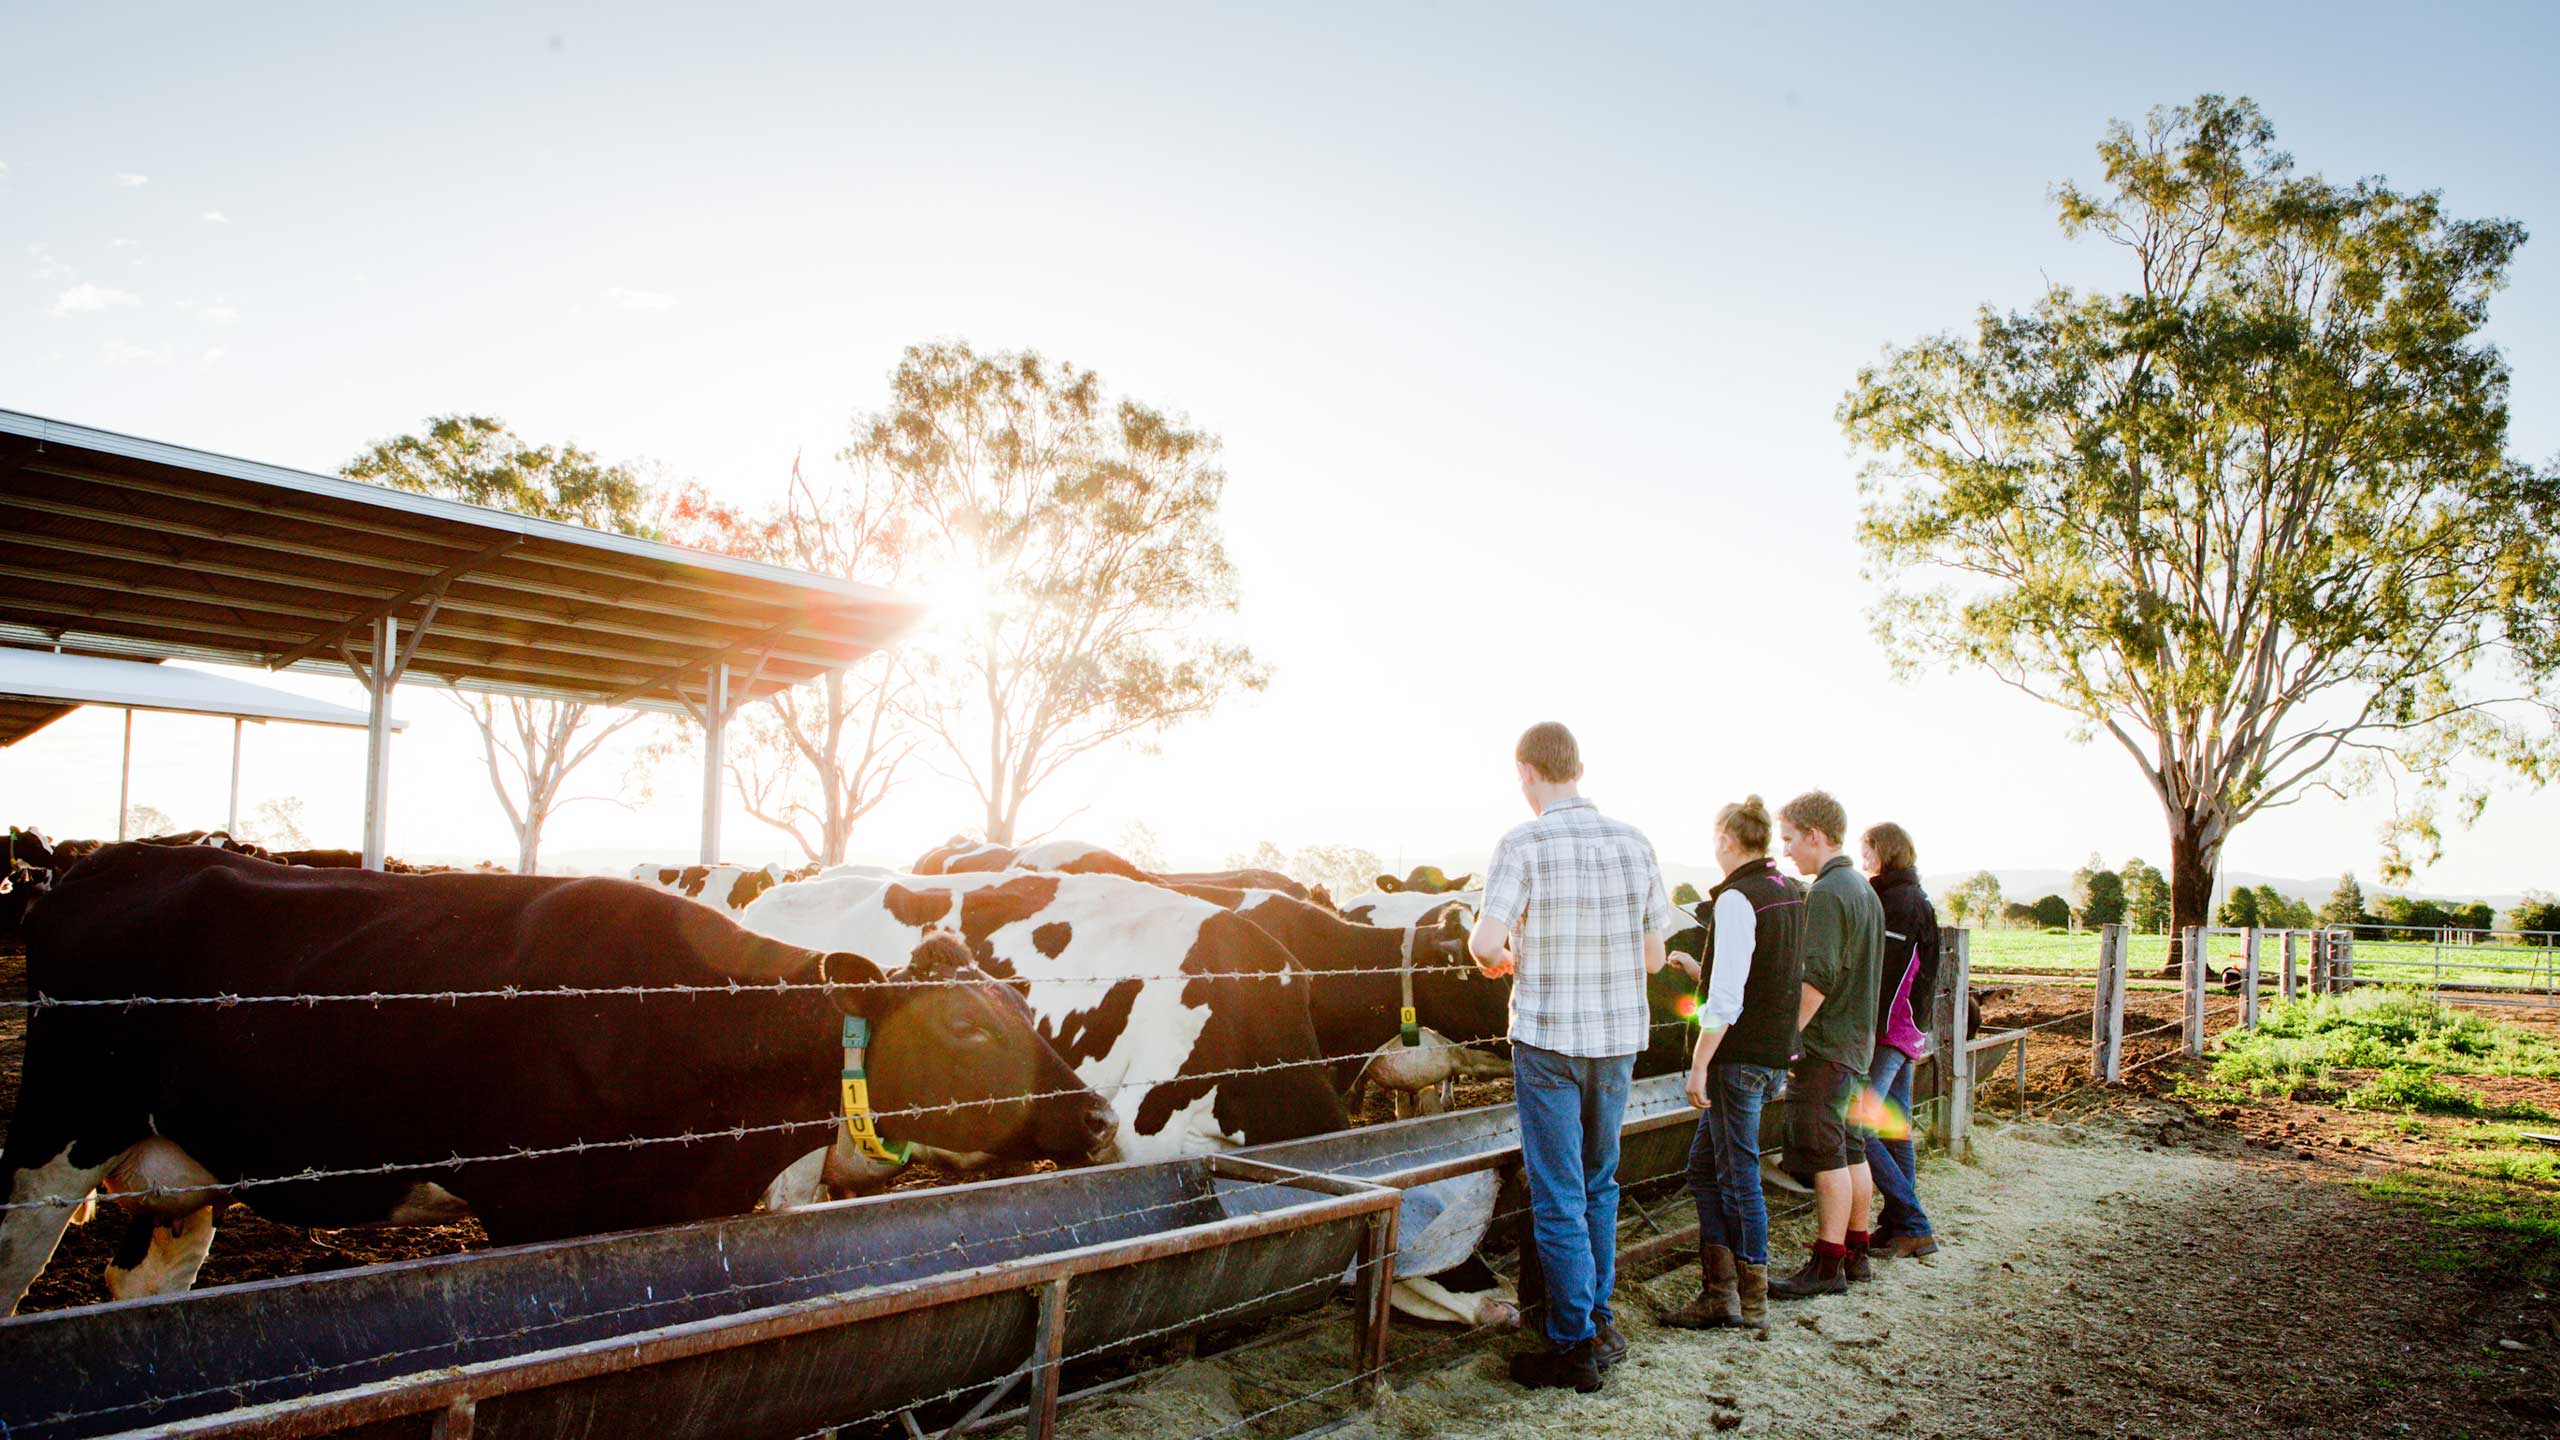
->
xmin=949 ymin=1016 xmax=994 ymax=1044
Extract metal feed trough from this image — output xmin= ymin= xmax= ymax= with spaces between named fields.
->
xmin=0 ymin=1158 xmax=1399 ymax=1440
xmin=0 ymin=1078 xmax=1702 ymax=1440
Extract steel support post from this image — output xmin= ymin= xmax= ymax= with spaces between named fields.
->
xmin=700 ymin=661 xmax=729 ymax=864
xmin=227 ymin=716 xmax=244 ymax=836
xmin=361 ymin=613 xmax=397 ymax=871
xmin=117 ymin=707 xmax=133 ymax=840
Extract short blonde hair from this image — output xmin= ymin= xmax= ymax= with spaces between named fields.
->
xmin=1779 ymin=790 xmax=1847 ymax=846
xmin=1515 ymin=722 xmax=1582 ymax=784
xmin=1862 ymin=821 xmax=1915 ymax=871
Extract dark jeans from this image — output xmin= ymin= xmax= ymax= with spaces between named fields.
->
xmin=1512 ymin=1041 xmax=1636 ymax=1348
xmin=1684 ymin=1061 xmax=1785 ymax=1265
xmin=1863 ymin=1046 xmax=1932 ymax=1238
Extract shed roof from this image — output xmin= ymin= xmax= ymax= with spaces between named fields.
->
xmin=0 ymin=648 xmax=400 ymax=747
xmin=0 ymin=409 xmax=922 ymax=714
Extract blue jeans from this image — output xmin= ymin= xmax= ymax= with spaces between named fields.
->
xmin=1684 ymin=1061 xmax=1785 ymax=1265
xmin=1862 ymin=1046 xmax=1932 ymax=1238
xmin=1512 ymin=1041 xmax=1636 ymax=1348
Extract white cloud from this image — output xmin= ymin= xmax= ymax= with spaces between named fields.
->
xmin=28 ymin=244 xmax=72 ymax=281
xmin=200 ymin=345 xmax=227 ymax=368
xmin=113 ymin=173 xmax=149 ymax=188
xmin=202 ymin=210 xmax=228 ymax=224
xmin=109 ymin=237 xmax=138 ymax=250
xmin=102 ymin=339 xmax=174 ymax=365
xmin=179 ymin=297 xmax=240 ymax=325
xmin=0 ymin=160 xmax=10 ymax=179
xmin=605 ymin=286 xmax=676 ymax=311
xmin=51 ymin=283 xmax=141 ymax=316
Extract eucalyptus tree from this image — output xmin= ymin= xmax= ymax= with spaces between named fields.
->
xmin=1845 ymin=96 xmax=2560 ymax=954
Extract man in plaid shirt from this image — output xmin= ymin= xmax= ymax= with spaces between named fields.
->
xmin=1468 ymin=722 xmax=1679 ymax=1393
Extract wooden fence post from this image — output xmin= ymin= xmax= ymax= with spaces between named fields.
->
xmin=2280 ymin=930 xmax=2299 ymax=1002
xmin=2181 ymin=927 xmax=2207 ymax=1057
xmin=2092 ymin=922 xmax=2128 ymax=1082
xmin=1945 ymin=929 xmax=1974 ymax=1159
xmin=2241 ymin=926 xmax=2261 ymax=1028
xmin=1925 ymin=926 xmax=1964 ymax=1150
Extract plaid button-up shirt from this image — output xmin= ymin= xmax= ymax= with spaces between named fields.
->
xmin=1481 ymin=796 xmax=1678 ymax=1058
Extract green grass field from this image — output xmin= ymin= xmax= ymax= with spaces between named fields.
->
xmin=1962 ymin=926 xmax=2560 ymax=996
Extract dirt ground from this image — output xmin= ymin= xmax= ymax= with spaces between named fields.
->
xmin=1056 ymin=1099 xmax=2560 ymax=1440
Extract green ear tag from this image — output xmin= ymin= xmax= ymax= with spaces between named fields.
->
xmin=1399 ymin=1006 xmax=1421 ymax=1047
xmin=842 ymin=1016 xmax=870 ymax=1049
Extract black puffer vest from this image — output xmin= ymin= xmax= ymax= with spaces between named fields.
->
xmin=1702 ymin=857 xmax=1805 ymax=1070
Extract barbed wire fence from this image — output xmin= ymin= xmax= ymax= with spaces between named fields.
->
xmin=4 ymin=909 xmax=2390 ymax=1440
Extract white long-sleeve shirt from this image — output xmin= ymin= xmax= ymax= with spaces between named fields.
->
xmin=1700 ymin=886 xmax=1757 ymax=1031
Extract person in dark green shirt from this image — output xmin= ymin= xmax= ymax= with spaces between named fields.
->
xmin=1769 ymin=790 xmax=1887 ymax=1299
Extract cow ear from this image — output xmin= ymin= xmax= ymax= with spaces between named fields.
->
xmin=1438 ymin=907 xmax=1469 ymax=937
xmin=1375 ymin=874 xmax=1402 ymax=892
xmin=823 ymin=951 xmax=886 ymax=990
xmin=1431 ymin=936 xmax=1470 ymax=960
xmin=1448 ymin=874 xmax=1474 ymax=892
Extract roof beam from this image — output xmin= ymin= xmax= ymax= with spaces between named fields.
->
xmin=19 ymin=461 xmax=892 ymax=649
xmin=0 ymin=563 xmax=824 ymax=676
xmin=30 ymin=458 xmax=886 ymax=616
xmin=597 ymin=617 xmax=805 ymax=708
xmin=269 ymin=537 xmax=521 ymax=671
xmin=0 ymin=531 xmax=858 ymax=672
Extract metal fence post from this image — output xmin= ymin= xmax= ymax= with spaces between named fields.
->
xmin=2181 ymin=927 xmax=2206 ymax=1056
xmin=2335 ymin=931 xmax=2355 ymax=992
xmin=1945 ymin=929 xmax=1974 ymax=1159
xmin=2241 ymin=926 xmax=2261 ymax=1028
xmin=2092 ymin=922 xmax=2128 ymax=1082
xmin=1026 ymin=1275 xmax=1071 ymax=1440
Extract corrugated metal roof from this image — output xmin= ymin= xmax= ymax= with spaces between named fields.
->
xmin=0 ymin=649 xmax=403 ymax=745
xmin=0 ymin=409 xmax=922 ymax=713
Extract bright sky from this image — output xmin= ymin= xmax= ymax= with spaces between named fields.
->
xmin=4 ymin=2 xmax=2557 ymax=895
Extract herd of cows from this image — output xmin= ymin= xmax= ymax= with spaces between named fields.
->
xmin=0 ymin=826 xmax=1707 ymax=1324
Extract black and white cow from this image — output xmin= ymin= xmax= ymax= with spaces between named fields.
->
xmin=627 ymin=861 xmax=792 ymax=911
xmin=0 ymin=844 xmax=1115 ymax=1315
xmin=742 ymin=871 xmax=1350 ymax=1162
xmin=1340 ymin=888 xmax=1485 ymax=930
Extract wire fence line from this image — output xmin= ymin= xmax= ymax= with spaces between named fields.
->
xmin=25 ymin=1113 xmax=1524 ymax=1436
xmin=0 ymin=959 xmax=1498 ymax=1011
xmin=0 ymin=1013 xmax=1710 ymax=1216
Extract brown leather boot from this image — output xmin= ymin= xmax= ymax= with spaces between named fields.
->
xmin=1735 ymin=1262 xmax=1770 ymax=1329
xmin=1767 ymin=1248 xmax=1848 ymax=1300
xmin=1661 ymin=1242 xmax=1743 ymax=1329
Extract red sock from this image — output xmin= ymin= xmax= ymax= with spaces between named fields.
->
xmin=1814 ymin=1239 xmax=1848 ymax=1260
xmin=1847 ymin=1229 xmax=1871 ymax=1254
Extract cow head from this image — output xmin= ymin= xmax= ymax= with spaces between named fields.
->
xmin=1376 ymin=866 xmax=1474 ymax=895
xmin=1409 ymin=906 xmax=1510 ymax=1041
xmin=824 ymin=932 xmax=1116 ymax=1181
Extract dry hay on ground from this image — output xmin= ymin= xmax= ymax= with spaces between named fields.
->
xmin=1057 ymin=1103 xmax=2560 ymax=1440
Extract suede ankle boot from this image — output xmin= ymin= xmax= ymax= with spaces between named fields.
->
xmin=1662 ymin=1242 xmax=1743 ymax=1329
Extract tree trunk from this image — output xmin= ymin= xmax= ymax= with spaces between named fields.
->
xmin=518 ymin=814 xmax=544 ymax=876
xmin=2165 ymin=819 xmax=2216 ymax=976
